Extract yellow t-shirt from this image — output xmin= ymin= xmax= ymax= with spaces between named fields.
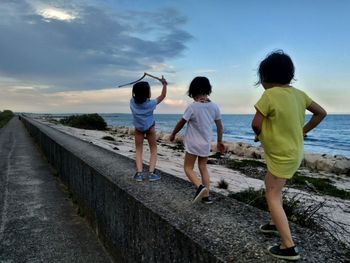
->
xmin=255 ymin=86 xmax=312 ymax=179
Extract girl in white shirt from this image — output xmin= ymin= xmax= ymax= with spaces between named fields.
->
xmin=170 ymin=76 xmax=225 ymax=204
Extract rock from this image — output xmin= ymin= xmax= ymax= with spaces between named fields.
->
xmin=127 ymin=128 xmax=134 ymax=135
xmin=111 ymin=125 xmax=350 ymax=175
xmin=303 ymin=153 xmax=319 ymax=171
xmin=303 ymin=153 xmax=350 ymax=175
xmin=333 ymin=158 xmax=350 ymax=175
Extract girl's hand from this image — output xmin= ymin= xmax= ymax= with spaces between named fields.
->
xmin=160 ymin=75 xmax=167 ymax=86
xmin=156 ymin=75 xmax=167 ymax=104
xmin=217 ymin=141 xmax=225 ymax=154
xmin=169 ymin=134 xmax=175 ymax=142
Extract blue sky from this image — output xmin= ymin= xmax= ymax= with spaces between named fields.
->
xmin=0 ymin=0 xmax=349 ymax=114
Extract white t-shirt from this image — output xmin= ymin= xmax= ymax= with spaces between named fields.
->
xmin=183 ymin=101 xmax=221 ymax=157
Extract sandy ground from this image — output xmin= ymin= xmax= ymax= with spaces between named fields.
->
xmin=37 ymin=119 xmax=350 ymax=244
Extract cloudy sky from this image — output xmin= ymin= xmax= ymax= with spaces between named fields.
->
xmin=0 ymin=0 xmax=349 ymax=114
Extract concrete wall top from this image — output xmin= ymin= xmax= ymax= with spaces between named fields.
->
xmin=22 ymin=116 xmax=349 ymax=262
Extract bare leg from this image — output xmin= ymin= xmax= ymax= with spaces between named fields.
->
xmin=134 ymin=129 xmax=144 ymax=172
xmin=146 ymin=126 xmax=157 ymax=172
xmin=269 ymin=195 xmax=283 ymax=225
xmin=184 ymin=152 xmax=201 ymax=188
xmin=198 ymin=156 xmax=209 ymax=197
xmin=265 ymin=171 xmax=295 ymax=248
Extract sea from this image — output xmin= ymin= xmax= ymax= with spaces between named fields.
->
xmin=100 ymin=114 xmax=350 ymax=158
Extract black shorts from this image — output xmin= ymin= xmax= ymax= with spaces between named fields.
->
xmin=135 ymin=122 xmax=155 ymax=134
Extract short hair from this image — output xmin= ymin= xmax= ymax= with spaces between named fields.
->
xmin=257 ymin=50 xmax=295 ymax=85
xmin=132 ymin=81 xmax=150 ymax=104
xmin=187 ymin=76 xmax=212 ymax=98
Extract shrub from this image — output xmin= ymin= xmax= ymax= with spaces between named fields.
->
xmin=60 ymin=113 xmax=107 ymax=130
xmin=0 ymin=110 xmax=14 ymax=128
xmin=217 ymin=179 xmax=229 ymax=189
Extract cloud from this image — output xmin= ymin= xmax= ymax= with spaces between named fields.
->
xmin=0 ymin=84 xmax=131 ymax=113
xmin=39 ymin=7 xmax=76 ymax=21
xmin=0 ymin=79 xmax=191 ymax=113
xmin=163 ymin=99 xmax=187 ymax=107
xmin=194 ymin=69 xmax=217 ymax=74
xmin=0 ymin=0 xmax=192 ymax=92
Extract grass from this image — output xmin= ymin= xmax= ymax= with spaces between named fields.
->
xmin=229 ymin=187 xmax=315 ymax=228
xmin=230 ymin=188 xmax=268 ymax=211
xmin=225 ymin=158 xmax=350 ymax=200
xmin=161 ymin=142 xmax=185 ymax=151
xmin=225 ymin=159 xmax=266 ymax=169
xmin=289 ymin=174 xmax=350 ymax=199
xmin=0 ymin=110 xmax=14 ymax=128
xmin=209 ymin=152 xmax=224 ymax=159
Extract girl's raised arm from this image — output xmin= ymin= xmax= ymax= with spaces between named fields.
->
xmin=156 ymin=76 xmax=167 ymax=104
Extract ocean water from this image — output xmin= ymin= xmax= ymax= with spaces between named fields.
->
xmin=102 ymin=114 xmax=350 ymax=158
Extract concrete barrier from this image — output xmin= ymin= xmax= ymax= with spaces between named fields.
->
xmin=21 ymin=117 xmax=226 ymax=262
xmin=21 ymin=116 xmax=348 ymax=263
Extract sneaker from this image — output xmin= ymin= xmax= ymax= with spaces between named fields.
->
xmin=148 ymin=171 xmax=161 ymax=182
xmin=192 ymin=185 xmax=208 ymax=204
xmin=268 ymin=245 xmax=300 ymax=261
xmin=259 ymin=223 xmax=278 ymax=234
xmin=133 ymin=172 xmax=144 ymax=182
xmin=201 ymin=196 xmax=213 ymax=204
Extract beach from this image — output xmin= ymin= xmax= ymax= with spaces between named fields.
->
xmin=37 ymin=117 xmax=350 ymax=245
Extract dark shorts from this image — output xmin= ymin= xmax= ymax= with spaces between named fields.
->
xmin=135 ymin=122 xmax=155 ymax=134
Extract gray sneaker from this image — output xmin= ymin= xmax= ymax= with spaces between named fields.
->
xmin=193 ymin=184 xmax=208 ymax=204
xmin=201 ymin=196 xmax=213 ymax=204
xmin=259 ymin=223 xmax=278 ymax=234
xmin=133 ymin=172 xmax=144 ymax=182
xmin=268 ymin=245 xmax=300 ymax=261
xmin=148 ymin=170 xmax=161 ymax=181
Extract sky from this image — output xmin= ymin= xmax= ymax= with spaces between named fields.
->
xmin=0 ymin=0 xmax=349 ymax=114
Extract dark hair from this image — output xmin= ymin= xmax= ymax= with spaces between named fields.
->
xmin=132 ymin=81 xmax=150 ymax=104
xmin=257 ymin=50 xmax=295 ymax=85
xmin=187 ymin=76 xmax=212 ymax=98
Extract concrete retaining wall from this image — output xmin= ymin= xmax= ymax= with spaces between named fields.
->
xmin=21 ymin=116 xmax=349 ymax=263
xmin=21 ymin=117 xmax=222 ymax=263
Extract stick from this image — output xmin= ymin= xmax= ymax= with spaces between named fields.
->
xmin=144 ymin=72 xmax=162 ymax=81
xmin=118 ymin=73 xmax=146 ymax=88
xmin=117 ymin=72 xmax=162 ymax=88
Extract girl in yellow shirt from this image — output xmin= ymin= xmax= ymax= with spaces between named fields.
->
xmin=252 ymin=50 xmax=327 ymax=261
